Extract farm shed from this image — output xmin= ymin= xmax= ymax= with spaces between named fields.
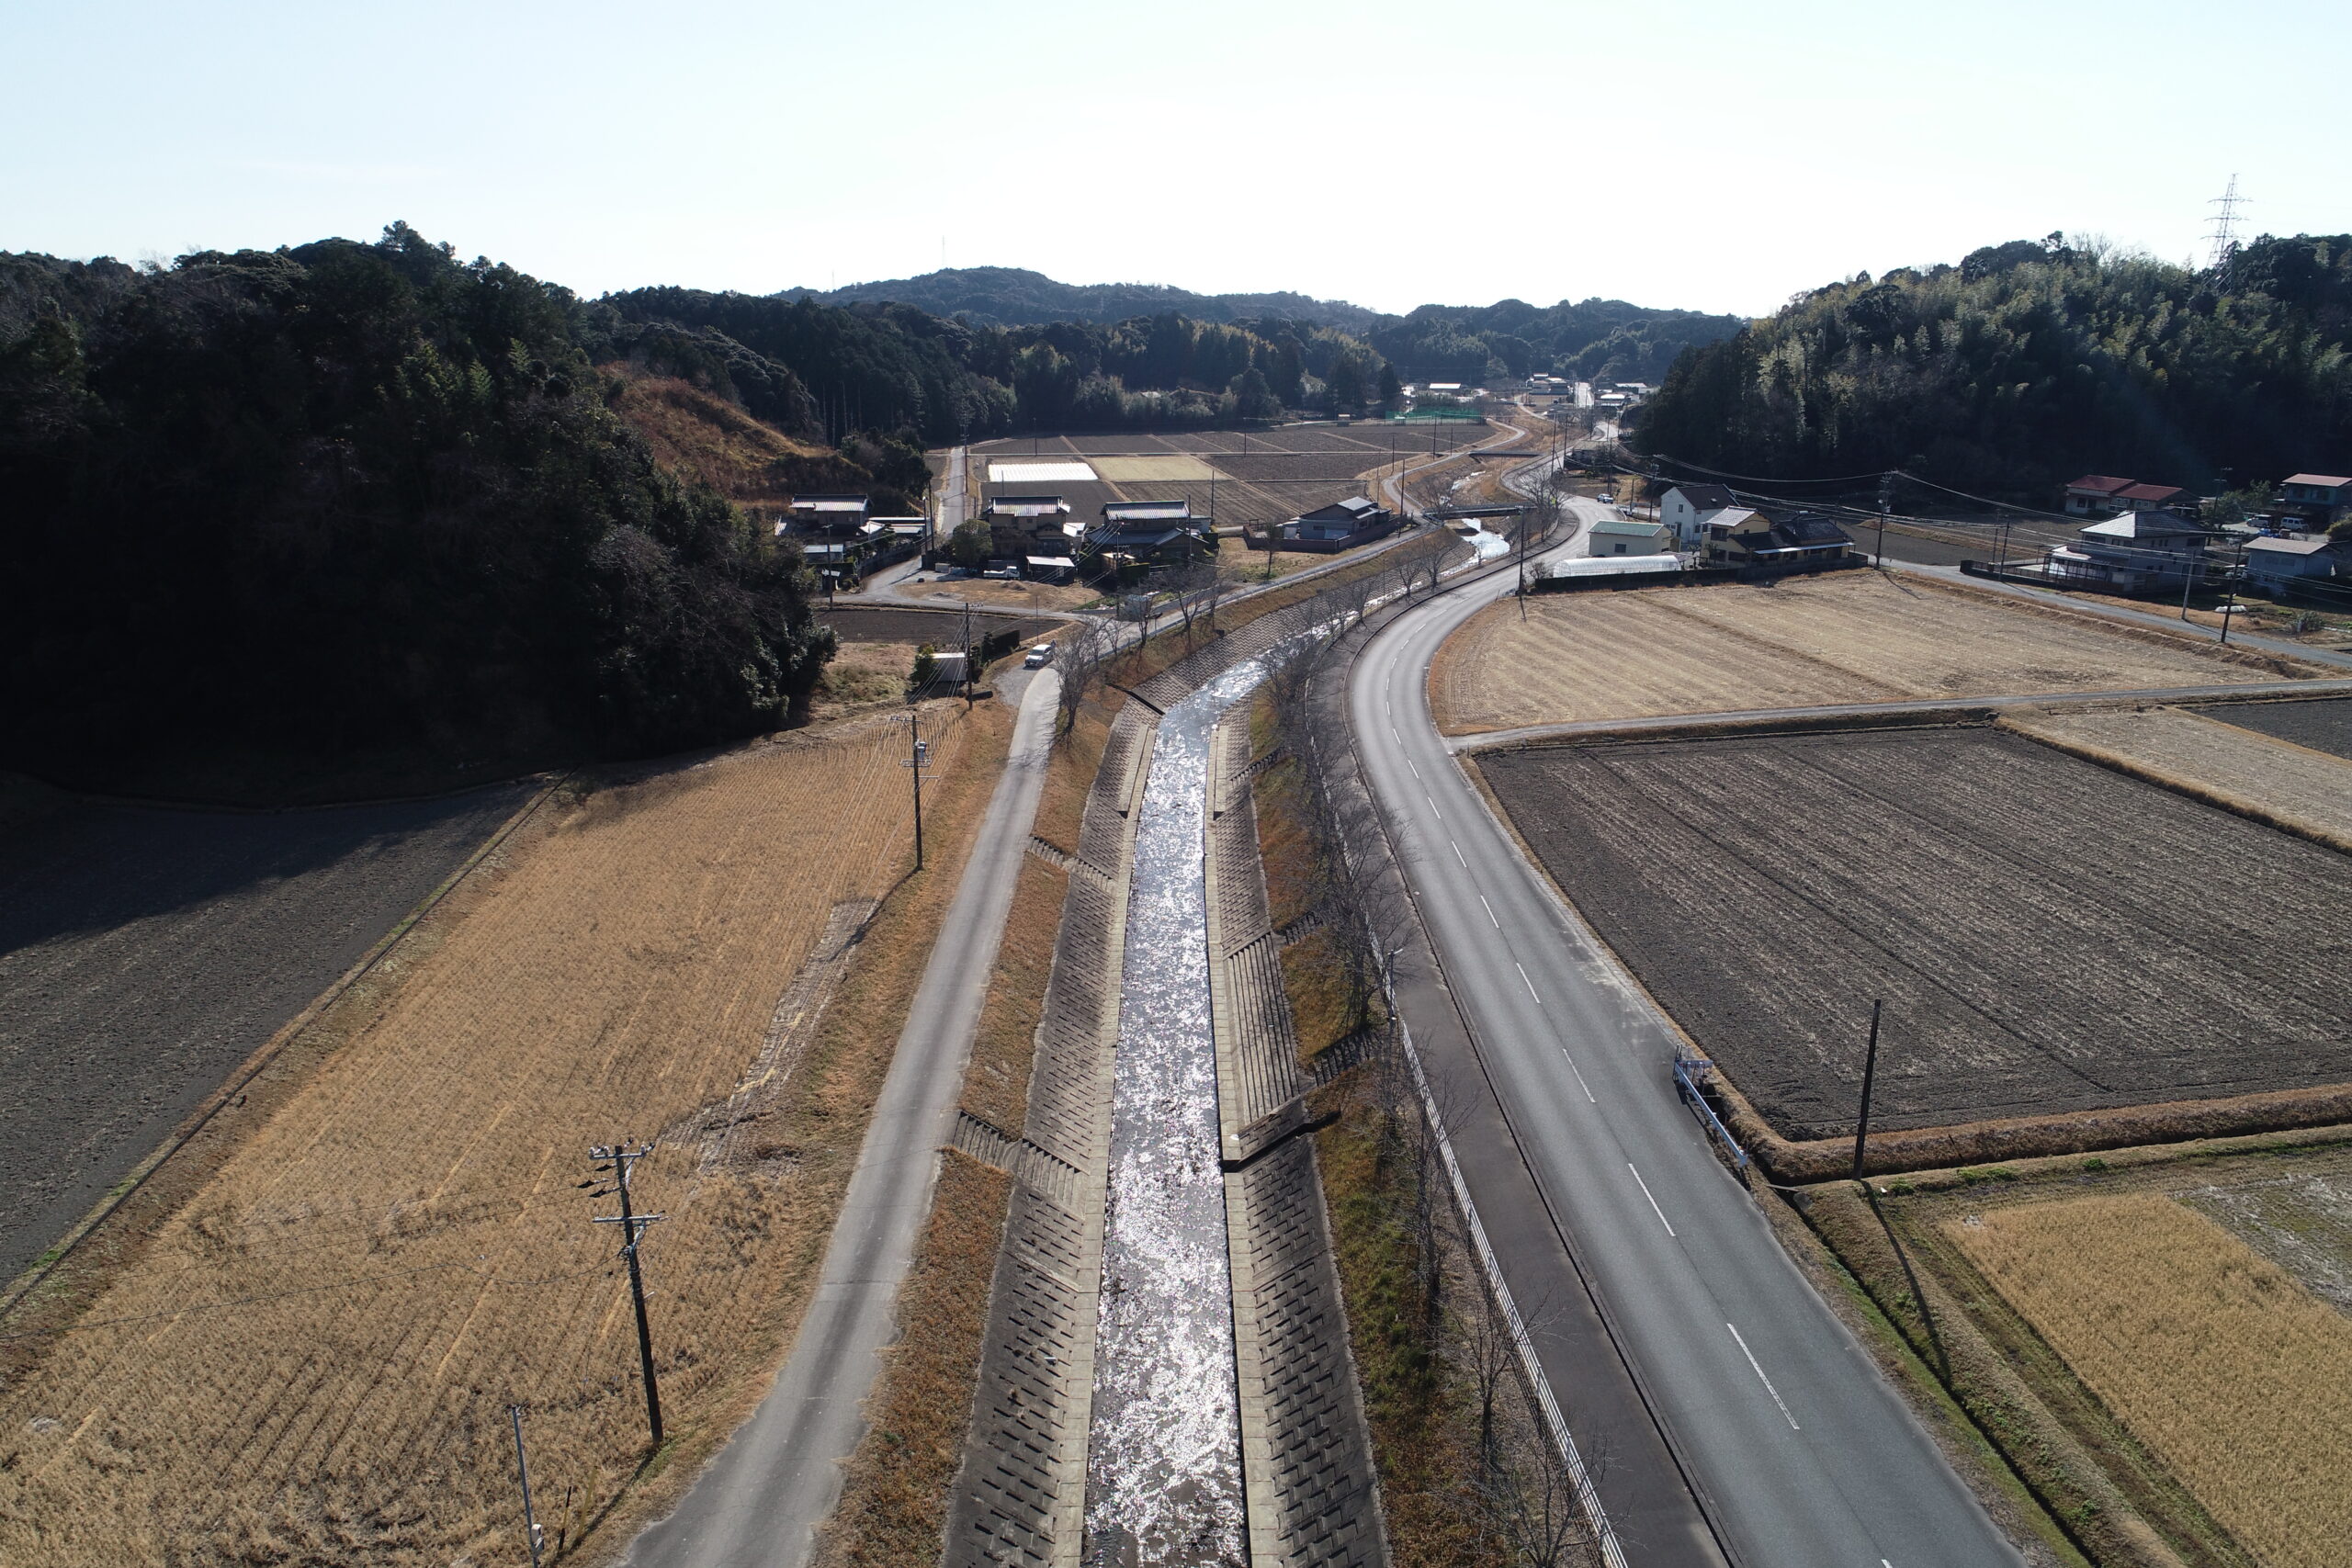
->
xmin=1589 ymin=516 xmax=1673 ymax=556
xmin=1284 ymin=496 xmax=1392 ymax=543
xmin=789 ymin=493 xmax=871 ymax=535
xmin=2245 ymin=534 xmax=2348 ymax=587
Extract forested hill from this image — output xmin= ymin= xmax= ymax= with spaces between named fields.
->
xmin=1368 ymin=297 xmax=1747 ymax=387
xmin=783 ymin=266 xmax=1742 ymax=389
xmin=783 ymin=265 xmax=1385 ymax=333
xmin=1633 ymin=234 xmax=2352 ymax=502
xmin=0 ymin=227 xmax=834 ymax=799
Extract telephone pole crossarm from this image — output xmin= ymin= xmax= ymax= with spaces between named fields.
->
xmin=585 ymin=1142 xmax=667 ymax=1448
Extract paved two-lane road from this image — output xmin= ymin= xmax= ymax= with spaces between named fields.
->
xmin=1352 ymin=508 xmax=2025 ymax=1568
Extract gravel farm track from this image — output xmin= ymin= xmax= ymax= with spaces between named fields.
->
xmin=1476 ymin=724 xmax=2352 ymax=1140
xmin=0 ymin=782 xmax=537 ymax=1285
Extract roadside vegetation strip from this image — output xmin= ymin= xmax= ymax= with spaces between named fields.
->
xmin=1427 ymin=570 xmax=2326 ymax=737
xmin=0 ymin=703 xmax=1006 ymax=1567
xmin=1475 ymin=726 xmax=2352 ymax=1153
xmin=1249 ymin=662 xmax=1609 ymax=1568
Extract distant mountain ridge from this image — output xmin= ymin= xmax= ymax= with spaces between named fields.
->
xmin=780 ymin=265 xmax=1385 ymax=331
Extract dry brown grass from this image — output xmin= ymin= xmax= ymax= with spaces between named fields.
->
xmin=808 ymin=640 xmax=919 ymax=720
xmin=808 ymin=1152 xmax=1011 ymax=1568
xmin=604 ymin=370 xmax=847 ymax=516
xmin=2004 ymin=705 xmax=2352 ymax=852
xmin=957 ymin=855 xmax=1068 ymax=1137
xmin=1430 ymin=571 xmax=2324 ymax=735
xmin=0 ymin=701 xmax=1009 ymax=1567
xmin=1950 ymin=1194 xmax=2352 ymax=1568
xmin=911 ymin=581 xmax=1098 ymax=613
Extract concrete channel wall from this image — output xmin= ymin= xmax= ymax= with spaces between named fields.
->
xmin=1206 ymin=720 xmax=1389 ymax=1567
xmin=947 ymin=582 xmax=1415 ymax=1567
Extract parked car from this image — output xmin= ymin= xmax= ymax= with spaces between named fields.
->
xmin=1023 ymin=642 xmax=1057 ymax=669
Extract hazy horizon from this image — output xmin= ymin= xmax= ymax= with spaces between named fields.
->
xmin=7 ymin=0 xmax=2346 ymax=321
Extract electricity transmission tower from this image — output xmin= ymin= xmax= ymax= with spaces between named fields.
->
xmin=2206 ymin=175 xmax=2247 ymax=291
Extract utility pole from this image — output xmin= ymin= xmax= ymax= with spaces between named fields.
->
xmin=1875 ymin=473 xmax=1893 ymax=567
xmin=586 ymin=1144 xmax=665 ymax=1449
xmin=509 ymin=1404 xmax=546 ymax=1568
xmin=1850 ymin=1000 xmax=1884 ymax=1182
xmin=904 ymin=714 xmax=929 ymax=869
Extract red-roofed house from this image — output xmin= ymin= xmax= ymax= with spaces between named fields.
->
xmin=2063 ymin=475 xmax=2136 ymax=516
xmin=2117 ymin=482 xmax=2187 ymax=513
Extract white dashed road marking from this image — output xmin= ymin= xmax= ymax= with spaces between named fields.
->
xmin=1629 ymin=1163 xmax=1674 ymax=1236
xmin=1727 ymin=1321 xmax=1801 ymax=1430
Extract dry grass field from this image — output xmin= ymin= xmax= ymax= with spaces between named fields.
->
xmin=2004 ymin=704 xmax=2352 ymax=850
xmin=1431 ymin=572 xmax=2321 ymax=734
xmin=1806 ymin=1138 xmax=2352 ymax=1568
xmin=1945 ymin=1186 xmax=2352 ymax=1568
xmin=0 ymin=702 xmax=1005 ymax=1566
xmin=1479 ymin=726 xmax=2352 ymax=1141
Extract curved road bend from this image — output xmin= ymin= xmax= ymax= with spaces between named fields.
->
xmin=1354 ymin=506 xmax=2025 ymax=1568
xmin=627 ymin=667 xmax=1061 ymax=1568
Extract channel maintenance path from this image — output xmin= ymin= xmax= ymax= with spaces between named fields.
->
xmin=626 ymin=666 xmax=1060 ymax=1568
xmin=1352 ymin=502 xmax=2027 ymax=1568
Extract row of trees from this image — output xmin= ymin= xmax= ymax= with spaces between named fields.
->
xmin=0 ymin=225 xmax=834 ymax=794
xmin=1633 ymin=233 xmax=2352 ymax=501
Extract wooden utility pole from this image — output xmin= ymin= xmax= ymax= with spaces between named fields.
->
xmin=587 ymin=1144 xmax=665 ymax=1448
xmin=904 ymin=714 xmax=929 ymax=870
xmin=509 ymin=1404 xmax=545 ymax=1568
xmin=1850 ymin=1000 xmax=1884 ymax=1182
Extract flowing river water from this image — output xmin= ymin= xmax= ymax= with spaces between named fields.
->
xmin=1084 ymin=659 xmax=1268 ymax=1568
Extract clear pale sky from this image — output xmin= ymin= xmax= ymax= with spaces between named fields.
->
xmin=6 ymin=0 xmax=2344 ymax=321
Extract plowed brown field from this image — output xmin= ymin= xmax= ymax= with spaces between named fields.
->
xmin=0 ymin=704 xmax=1001 ymax=1566
xmin=1432 ymin=571 xmax=2319 ymax=734
xmin=1479 ymin=726 xmax=2352 ymax=1138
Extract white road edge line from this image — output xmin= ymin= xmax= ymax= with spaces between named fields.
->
xmin=1627 ymin=1162 xmax=1675 ymax=1236
xmin=1726 ymin=1321 xmax=1801 ymax=1430
xmin=1561 ymin=1048 xmax=1597 ymax=1103
xmin=1515 ymin=962 xmax=1541 ymax=1004
xmin=1479 ymin=894 xmax=1499 ymax=927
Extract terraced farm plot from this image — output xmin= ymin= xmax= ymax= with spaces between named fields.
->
xmin=0 ymin=705 xmax=1003 ymax=1566
xmin=2206 ymin=694 xmax=2352 ymax=761
xmin=1431 ymin=571 xmax=2321 ymax=735
xmin=1949 ymin=1192 xmax=2352 ymax=1568
xmin=1089 ymin=455 xmax=1218 ymax=482
xmin=2005 ymin=703 xmax=2352 ymax=848
xmin=1478 ymin=727 xmax=2352 ymax=1138
xmin=0 ymin=784 xmax=536 ymax=1284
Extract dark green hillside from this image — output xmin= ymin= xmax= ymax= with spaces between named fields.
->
xmin=1369 ymin=297 xmax=1746 ymax=386
xmin=786 ymin=265 xmax=1385 ymax=333
xmin=1634 ymin=234 xmax=2352 ymax=501
xmin=0 ymin=225 xmax=832 ymax=799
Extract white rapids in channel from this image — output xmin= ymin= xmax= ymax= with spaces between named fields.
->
xmin=1084 ymin=659 xmax=1266 ymax=1568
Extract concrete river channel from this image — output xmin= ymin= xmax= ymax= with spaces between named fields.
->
xmin=1085 ymin=659 xmax=1268 ymax=1568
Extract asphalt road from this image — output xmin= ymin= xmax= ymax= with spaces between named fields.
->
xmin=625 ymin=667 xmax=1061 ymax=1568
xmin=1351 ymin=505 xmax=2025 ymax=1568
